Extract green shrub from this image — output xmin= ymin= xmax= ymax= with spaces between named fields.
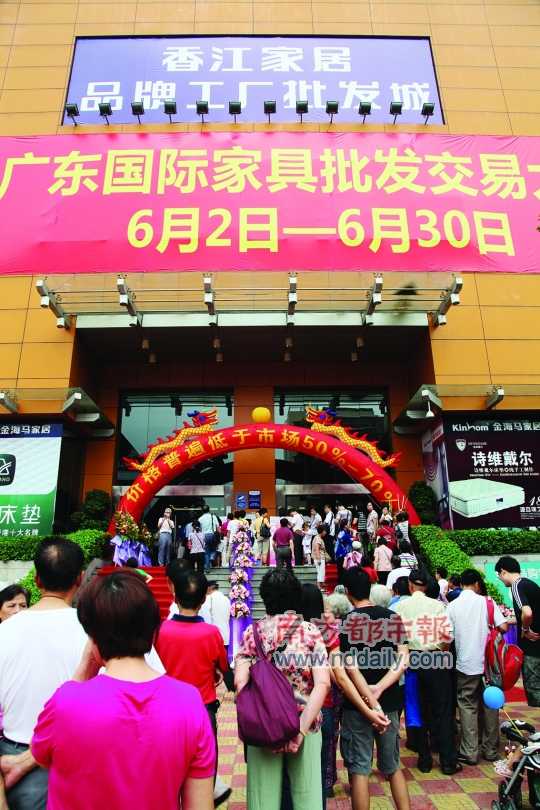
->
xmin=412 ymin=524 xmax=504 ymax=603
xmin=70 ymin=489 xmax=112 ymax=532
xmin=449 ymin=529 xmax=539 ymax=557
xmin=18 ymin=568 xmax=40 ymax=606
xmin=408 ymin=481 xmax=439 ymax=525
xmin=0 ymin=529 xmax=107 ymax=564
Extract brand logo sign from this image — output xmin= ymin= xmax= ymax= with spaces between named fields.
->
xmin=0 ymin=455 xmax=16 ymax=485
xmin=455 ymin=440 xmax=467 ymax=452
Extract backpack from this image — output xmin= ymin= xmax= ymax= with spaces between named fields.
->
xmin=485 ymin=598 xmax=523 ymax=691
xmin=236 ymin=621 xmax=300 ymax=748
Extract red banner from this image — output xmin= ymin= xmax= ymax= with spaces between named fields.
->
xmin=1 ymin=131 xmax=539 ymax=274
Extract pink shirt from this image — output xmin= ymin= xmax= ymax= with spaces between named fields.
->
xmin=32 ymin=674 xmax=215 ymax=810
xmin=374 ymin=544 xmax=393 ymax=572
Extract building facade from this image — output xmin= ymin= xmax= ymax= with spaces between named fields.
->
xmin=0 ymin=1 xmax=539 ymax=531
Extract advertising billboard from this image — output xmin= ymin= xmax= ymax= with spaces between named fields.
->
xmin=65 ymin=36 xmax=444 ymax=126
xmin=1 ymin=131 xmax=539 ymax=275
xmin=423 ymin=414 xmax=540 ymax=530
xmin=0 ymin=424 xmax=63 ymax=538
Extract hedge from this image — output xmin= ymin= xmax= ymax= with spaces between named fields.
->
xmin=0 ymin=529 xmax=108 ymax=606
xmin=448 ymin=529 xmax=539 ymax=557
xmin=0 ymin=529 xmax=107 ymax=564
xmin=412 ymin=525 xmax=504 ymax=603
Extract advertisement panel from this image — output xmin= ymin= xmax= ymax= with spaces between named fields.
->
xmin=423 ymin=414 xmax=540 ymax=530
xmin=0 ymin=424 xmax=63 ymax=538
xmin=1 ymin=131 xmax=539 ymax=275
xmin=65 ymin=36 xmax=444 ymax=126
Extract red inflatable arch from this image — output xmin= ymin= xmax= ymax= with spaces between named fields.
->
xmin=116 ymin=423 xmax=420 ymax=526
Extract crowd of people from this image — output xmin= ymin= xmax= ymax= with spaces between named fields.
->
xmin=156 ymin=501 xmax=412 ymax=590
xmin=0 ymin=525 xmax=538 ymax=810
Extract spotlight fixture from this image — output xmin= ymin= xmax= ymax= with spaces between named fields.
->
xmin=264 ymin=100 xmax=276 ymax=124
xmin=212 ymin=336 xmax=221 ymax=350
xmin=358 ymin=101 xmax=371 ymax=124
xmin=285 ymin=335 xmax=293 ymax=349
xmin=355 ymin=336 xmax=364 ymax=349
xmin=131 ymin=100 xmax=144 ymax=124
xmin=148 ymin=352 xmax=157 ymax=364
xmin=141 ymin=338 xmax=150 ymax=351
xmin=486 ymin=386 xmax=505 ymax=410
xmin=196 ymin=100 xmax=209 ymax=123
xmin=288 ymin=275 xmax=297 ymax=316
xmin=390 ymin=101 xmax=403 ymax=125
xmin=326 ymin=100 xmax=338 ymax=124
xmin=35 ymin=279 xmax=71 ymax=329
xmin=421 ymin=389 xmax=437 ymax=419
xmin=283 ymin=350 xmax=292 ymax=363
xmin=163 ymin=100 xmax=177 ymax=124
xmin=216 ymin=351 xmax=224 ymax=363
xmin=421 ymin=102 xmax=435 ymax=124
xmin=0 ymin=392 xmax=18 ymax=414
xmin=434 ymin=276 xmax=463 ymax=327
xmin=65 ymin=103 xmax=79 ymax=126
xmin=296 ymin=100 xmax=308 ymax=123
xmin=98 ymin=102 xmax=112 ymax=125
xmin=229 ymin=100 xmax=241 ymax=123
xmin=351 ymin=351 xmax=358 ymax=362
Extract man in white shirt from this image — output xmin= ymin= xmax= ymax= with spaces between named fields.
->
xmin=322 ymin=505 xmax=336 ymax=560
xmin=447 ymin=569 xmax=507 ymax=765
xmin=0 ymin=537 xmax=88 ymax=809
xmin=366 ymin=502 xmax=379 ymax=542
xmin=336 ymin=503 xmax=352 ymax=525
xmin=288 ymin=509 xmax=305 ymax=567
xmin=199 ymin=506 xmax=220 ymax=572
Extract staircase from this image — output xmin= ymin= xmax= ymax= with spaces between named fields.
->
xmin=100 ymin=564 xmax=320 ymax=620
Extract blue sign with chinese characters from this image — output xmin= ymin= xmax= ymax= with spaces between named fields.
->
xmin=65 ymin=36 xmax=444 ymax=125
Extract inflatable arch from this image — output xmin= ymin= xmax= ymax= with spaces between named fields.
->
xmin=116 ymin=422 xmax=420 ymax=526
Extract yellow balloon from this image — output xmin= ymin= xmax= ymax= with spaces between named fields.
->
xmin=251 ymin=406 xmax=272 ymax=423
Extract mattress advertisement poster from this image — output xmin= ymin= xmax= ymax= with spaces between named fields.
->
xmin=422 ymin=414 xmax=540 ymax=529
xmin=0 ymin=423 xmax=63 ymax=537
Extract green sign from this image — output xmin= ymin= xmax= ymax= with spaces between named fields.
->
xmin=0 ymin=424 xmax=63 ymax=538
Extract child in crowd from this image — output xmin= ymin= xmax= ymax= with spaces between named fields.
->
xmin=435 ymin=566 xmax=449 ymax=601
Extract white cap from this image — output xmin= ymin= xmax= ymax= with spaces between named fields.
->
xmin=352 ymin=540 xmax=362 ymax=550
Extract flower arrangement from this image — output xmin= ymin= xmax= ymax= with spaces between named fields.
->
xmin=229 ymin=527 xmax=256 ymax=619
xmin=230 ymin=601 xmax=251 ymax=618
xmin=230 ymin=584 xmax=249 ymax=601
xmin=114 ymin=510 xmax=139 ymax=539
xmin=230 ymin=568 xmax=248 ymax=585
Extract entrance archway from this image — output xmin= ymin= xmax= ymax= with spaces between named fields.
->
xmin=117 ymin=422 xmax=420 ymax=525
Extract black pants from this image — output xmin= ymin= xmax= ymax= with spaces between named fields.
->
xmin=206 ymin=700 xmax=220 ymax=780
xmin=336 ymin=557 xmax=345 ymax=584
xmin=277 ymin=547 xmax=293 ymax=569
xmin=191 ymin=552 xmax=205 ymax=574
xmin=293 ymin=533 xmax=304 ymax=566
xmin=416 ymin=665 xmax=457 ymax=768
xmin=324 ymin=534 xmax=335 ymax=562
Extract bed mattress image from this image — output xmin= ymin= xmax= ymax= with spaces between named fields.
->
xmin=449 ymin=477 xmax=525 ymax=518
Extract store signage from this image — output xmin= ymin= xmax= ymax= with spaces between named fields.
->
xmin=0 ymin=424 xmax=63 ymax=537
xmin=65 ymin=36 xmax=443 ymax=126
xmin=1 ymin=131 xmax=539 ymax=275
xmin=423 ymin=415 xmax=540 ymax=529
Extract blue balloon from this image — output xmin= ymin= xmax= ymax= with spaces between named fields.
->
xmin=483 ymin=685 xmax=505 ymax=710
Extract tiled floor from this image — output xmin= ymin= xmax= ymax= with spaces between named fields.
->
xmin=216 ymin=691 xmax=540 ymax=809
